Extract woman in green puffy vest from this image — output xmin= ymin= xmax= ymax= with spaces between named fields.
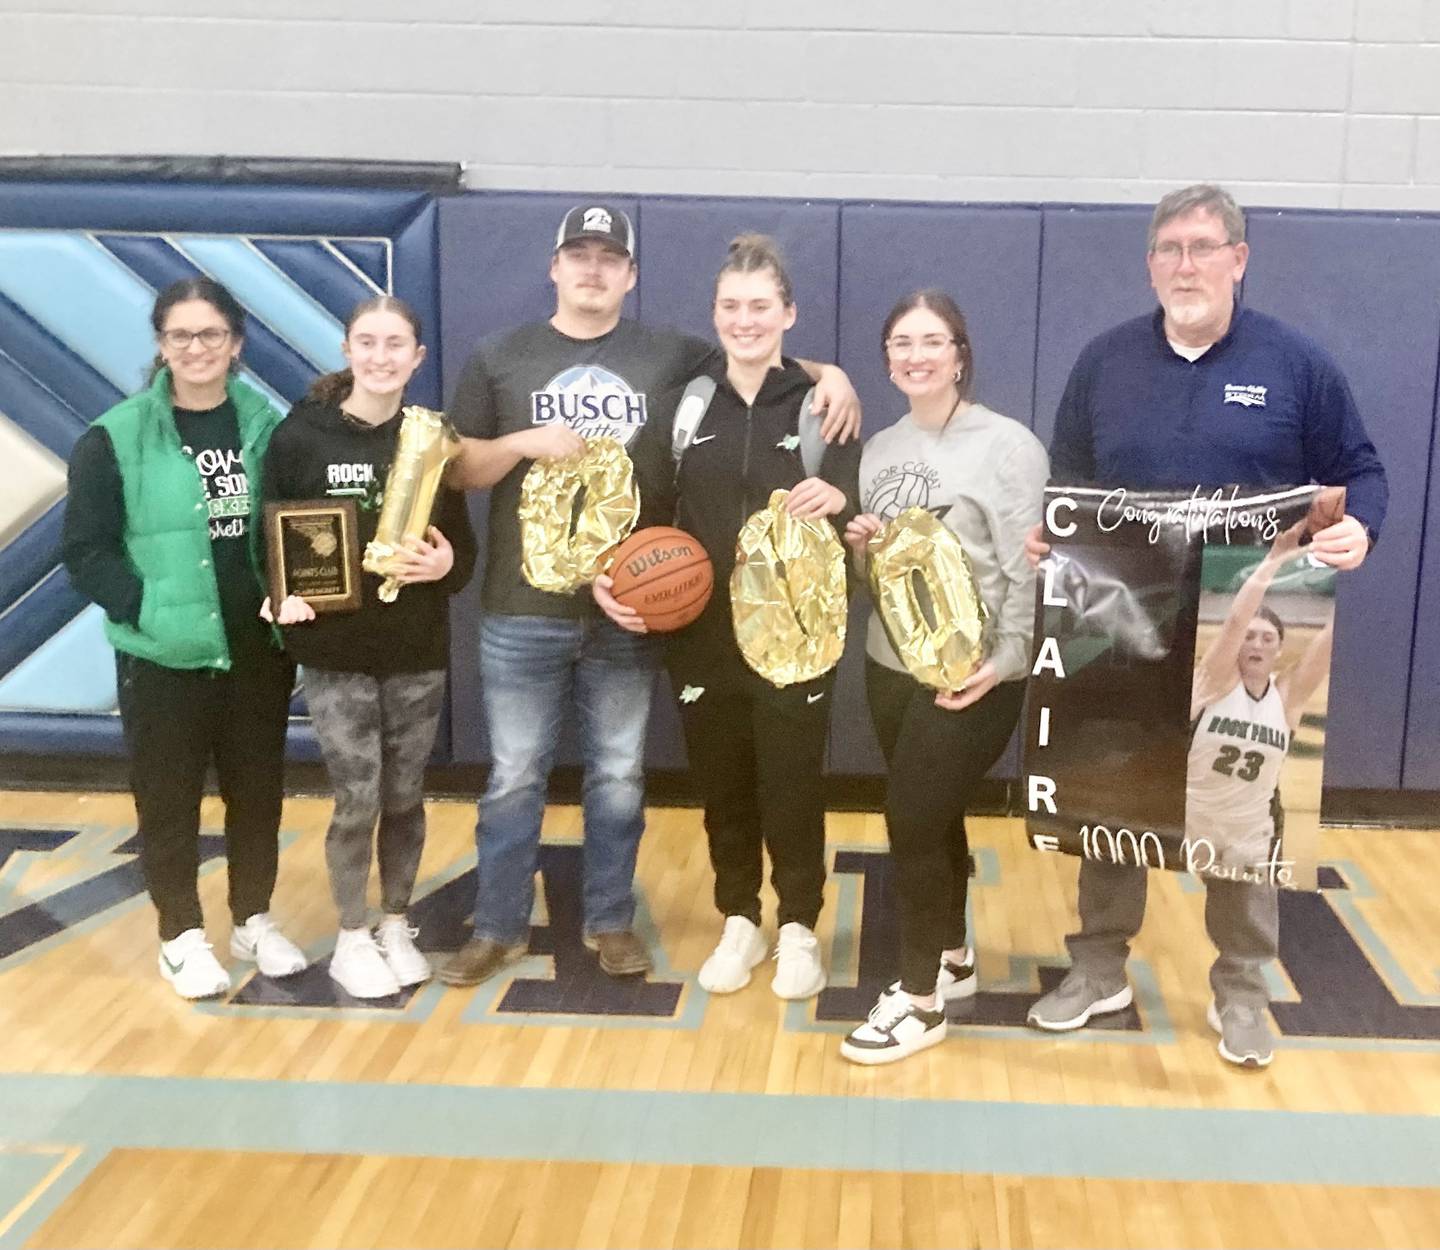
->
xmin=62 ymin=277 xmax=306 ymax=1001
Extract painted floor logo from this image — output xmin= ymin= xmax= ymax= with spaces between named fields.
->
xmin=2 ymin=827 xmax=1438 ymax=1042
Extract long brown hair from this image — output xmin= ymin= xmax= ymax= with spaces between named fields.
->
xmin=306 ymin=295 xmax=425 ymax=407
xmin=880 ymin=288 xmax=975 ymax=401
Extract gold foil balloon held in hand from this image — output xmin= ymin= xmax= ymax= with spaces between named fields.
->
xmin=731 ymin=488 xmax=847 ymax=686
xmin=363 ymin=406 xmax=463 ymax=603
xmin=868 ymin=507 xmax=987 ymax=690
xmin=519 ymin=436 xmax=639 ymax=594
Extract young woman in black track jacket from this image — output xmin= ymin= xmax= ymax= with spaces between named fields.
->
xmin=596 ymin=235 xmax=859 ymax=1003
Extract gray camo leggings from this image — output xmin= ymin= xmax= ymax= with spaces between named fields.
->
xmin=304 ymin=667 xmax=447 ymax=930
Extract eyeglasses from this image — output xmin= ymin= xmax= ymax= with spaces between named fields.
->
xmin=159 ymin=327 xmax=232 ymax=350
xmin=1150 ymin=239 xmax=1235 ymax=266
xmin=885 ymin=335 xmax=955 ymax=359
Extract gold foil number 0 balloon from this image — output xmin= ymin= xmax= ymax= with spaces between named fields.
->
xmin=868 ymin=507 xmax=988 ymax=691
xmin=731 ymin=489 xmax=847 ymax=686
xmin=519 ymin=436 xmax=639 ymax=594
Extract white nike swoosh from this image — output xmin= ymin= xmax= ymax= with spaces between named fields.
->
xmin=807 ymin=692 xmax=825 ymax=704
xmin=691 ymin=434 xmax=717 ymax=444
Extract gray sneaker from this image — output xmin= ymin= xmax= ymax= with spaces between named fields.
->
xmin=1026 ymin=970 xmax=1133 ymax=1031
xmin=1207 ymin=1000 xmax=1275 ymax=1069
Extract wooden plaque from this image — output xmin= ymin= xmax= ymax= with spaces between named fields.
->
xmin=264 ymin=498 xmax=362 ymax=614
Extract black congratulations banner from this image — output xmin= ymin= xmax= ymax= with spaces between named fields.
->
xmin=1024 ymin=484 xmax=1343 ymax=892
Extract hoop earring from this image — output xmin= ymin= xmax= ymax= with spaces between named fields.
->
xmin=888 ymin=371 xmax=898 ymax=383
xmin=954 ymin=368 xmax=964 ymax=383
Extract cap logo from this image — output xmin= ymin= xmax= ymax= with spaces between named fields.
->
xmin=582 ymin=207 xmax=613 ymax=233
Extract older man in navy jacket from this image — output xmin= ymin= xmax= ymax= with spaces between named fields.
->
xmin=1025 ymin=183 xmax=1387 ymax=1070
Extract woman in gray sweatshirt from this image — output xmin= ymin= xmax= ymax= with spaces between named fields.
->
xmin=839 ymin=289 xmax=1049 ymax=1066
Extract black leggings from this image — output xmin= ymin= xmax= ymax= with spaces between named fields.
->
xmin=674 ymin=658 xmax=834 ymax=931
xmin=865 ymin=659 xmax=1025 ymax=995
xmin=116 ymin=648 xmax=294 ymax=941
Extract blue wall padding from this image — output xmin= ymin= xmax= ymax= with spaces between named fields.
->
xmin=0 ymin=232 xmax=161 ymax=395
xmin=1243 ymin=210 xmax=1440 ymax=791
xmin=0 ymin=289 xmax=122 ymax=423
xmin=251 ymin=239 xmax=382 ymax=325
xmin=1403 ymin=392 xmax=1440 ymax=790
xmin=332 ymin=240 xmax=390 ymax=291
xmin=0 ymin=602 xmax=115 ymax=711
xmin=1032 ymin=206 xmax=1156 ymax=449
xmin=0 ymin=352 xmax=89 ymax=460
xmin=0 ymin=182 xmax=434 ymax=237
xmin=0 ymin=503 xmax=64 ymax=616
xmin=391 ymin=201 xmax=442 ymax=408
xmin=0 ymin=570 xmax=87 ymax=681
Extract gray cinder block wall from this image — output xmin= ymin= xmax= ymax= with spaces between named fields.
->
xmin=2 ymin=0 xmax=1440 ymax=208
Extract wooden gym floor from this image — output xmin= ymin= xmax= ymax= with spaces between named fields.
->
xmin=1 ymin=789 xmax=1438 ymax=1248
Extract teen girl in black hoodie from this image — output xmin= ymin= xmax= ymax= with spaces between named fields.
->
xmin=263 ymin=296 xmax=475 ymax=999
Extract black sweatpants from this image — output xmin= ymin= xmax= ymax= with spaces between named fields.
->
xmin=865 ymin=659 xmax=1025 ymax=995
xmin=674 ymin=655 xmax=834 ymax=931
xmin=116 ymin=647 xmax=295 ymax=941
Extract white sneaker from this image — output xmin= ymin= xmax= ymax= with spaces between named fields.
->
xmin=230 ymin=912 xmax=308 ymax=977
xmin=376 ymin=915 xmax=431 ymax=987
xmin=158 ymin=929 xmax=231 ymax=1000
xmin=698 ymin=915 xmax=768 ymax=993
xmin=329 ymin=927 xmax=402 ymax=999
xmin=938 ymin=947 xmax=977 ymax=1001
xmin=841 ymin=984 xmax=948 ymax=1065
xmin=771 ymin=921 xmax=827 ymax=1000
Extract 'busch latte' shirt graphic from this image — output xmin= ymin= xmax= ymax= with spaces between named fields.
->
xmin=449 ymin=318 xmax=716 ymax=619
xmin=531 ymin=364 xmax=648 ymax=443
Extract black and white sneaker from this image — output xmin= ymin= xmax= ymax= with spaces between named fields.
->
xmin=840 ymin=985 xmax=948 ymax=1066
xmin=937 ymin=947 xmax=977 ymax=1001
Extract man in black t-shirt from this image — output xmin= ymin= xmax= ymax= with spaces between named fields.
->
xmin=441 ymin=204 xmax=859 ymax=985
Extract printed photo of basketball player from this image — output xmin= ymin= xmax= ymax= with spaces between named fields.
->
xmin=1187 ymin=518 xmax=1337 ymax=889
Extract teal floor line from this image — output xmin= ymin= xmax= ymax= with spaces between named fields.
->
xmin=2 ymin=1073 xmax=1437 ymax=1188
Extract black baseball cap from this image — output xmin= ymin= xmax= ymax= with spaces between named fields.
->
xmin=554 ymin=204 xmax=636 ymax=257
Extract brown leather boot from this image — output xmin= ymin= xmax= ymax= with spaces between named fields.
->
xmin=437 ymin=937 xmax=527 ymax=987
xmin=583 ymin=929 xmax=653 ymax=977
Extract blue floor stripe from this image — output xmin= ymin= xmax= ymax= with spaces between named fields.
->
xmin=2 ymin=1073 xmax=1437 ymax=1188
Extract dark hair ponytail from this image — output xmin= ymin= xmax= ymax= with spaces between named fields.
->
xmin=147 ymin=276 xmax=246 ymax=386
xmin=304 ymin=295 xmax=425 ymax=406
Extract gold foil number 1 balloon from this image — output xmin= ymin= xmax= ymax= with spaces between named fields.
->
xmin=731 ymin=488 xmax=848 ymax=686
xmin=518 ymin=436 xmax=639 ymax=594
xmin=362 ymin=406 xmax=462 ymax=603
xmin=868 ymin=507 xmax=987 ymax=691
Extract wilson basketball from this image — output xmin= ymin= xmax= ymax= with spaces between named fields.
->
xmin=607 ymin=526 xmax=713 ymax=632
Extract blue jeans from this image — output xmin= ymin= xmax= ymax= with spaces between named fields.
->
xmin=474 ymin=612 xmax=658 ymax=944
